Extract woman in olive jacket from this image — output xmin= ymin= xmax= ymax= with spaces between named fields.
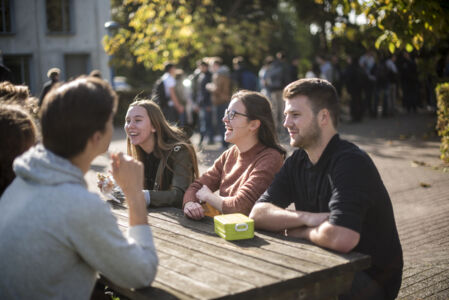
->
xmin=124 ymin=99 xmax=199 ymax=208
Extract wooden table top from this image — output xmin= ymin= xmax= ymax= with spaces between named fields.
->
xmin=104 ymin=203 xmax=370 ymax=300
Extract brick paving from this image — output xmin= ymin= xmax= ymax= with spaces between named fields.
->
xmin=87 ymin=110 xmax=449 ymax=299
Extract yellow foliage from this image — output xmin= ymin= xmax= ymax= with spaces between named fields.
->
xmin=388 ymin=42 xmax=395 ymax=53
xmin=166 ymin=3 xmax=173 ymax=12
xmin=106 ymin=0 xmax=280 ymax=70
xmin=184 ymin=15 xmax=192 ymax=24
xmin=179 ymin=26 xmax=193 ymax=37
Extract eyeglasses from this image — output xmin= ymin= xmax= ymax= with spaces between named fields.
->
xmin=224 ymin=109 xmax=249 ymax=121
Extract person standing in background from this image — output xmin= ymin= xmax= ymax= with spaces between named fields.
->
xmin=258 ymin=56 xmax=274 ymax=98
xmin=162 ymin=63 xmax=184 ymax=123
xmin=39 ymin=67 xmax=60 ymax=107
xmin=195 ymin=60 xmax=215 ymax=147
xmin=207 ymin=57 xmax=232 ymax=149
xmin=265 ymin=51 xmax=289 ymax=133
xmin=232 ymin=56 xmax=258 ymax=91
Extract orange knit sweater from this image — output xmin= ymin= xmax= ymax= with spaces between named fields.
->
xmin=183 ymin=143 xmax=284 ymax=216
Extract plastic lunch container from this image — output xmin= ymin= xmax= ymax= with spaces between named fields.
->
xmin=214 ymin=213 xmax=254 ymax=240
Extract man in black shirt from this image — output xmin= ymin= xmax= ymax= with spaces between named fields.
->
xmin=249 ymin=78 xmax=403 ymax=300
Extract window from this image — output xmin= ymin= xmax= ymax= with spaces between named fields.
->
xmin=46 ymin=0 xmax=72 ymax=33
xmin=0 ymin=0 xmax=13 ymax=34
xmin=3 ymin=55 xmax=32 ymax=87
xmin=64 ymin=53 xmax=89 ymax=80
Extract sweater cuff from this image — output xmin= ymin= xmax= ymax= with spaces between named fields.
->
xmin=128 ymin=225 xmax=155 ymax=248
xmin=143 ymin=190 xmax=150 ymax=207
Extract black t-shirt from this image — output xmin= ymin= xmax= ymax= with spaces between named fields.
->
xmin=143 ymin=152 xmax=160 ymax=190
xmin=258 ymin=134 xmax=403 ymax=300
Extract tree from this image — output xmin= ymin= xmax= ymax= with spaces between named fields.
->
xmin=104 ymin=0 xmax=279 ymax=71
xmin=363 ymin=0 xmax=449 ymax=53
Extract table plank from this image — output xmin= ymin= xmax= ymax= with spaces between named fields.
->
xmin=155 ymin=238 xmax=276 ymax=286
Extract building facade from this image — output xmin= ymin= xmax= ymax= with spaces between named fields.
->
xmin=0 ymin=0 xmax=111 ymax=95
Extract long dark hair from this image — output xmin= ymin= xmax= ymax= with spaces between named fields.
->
xmin=126 ymin=99 xmax=199 ymax=180
xmin=233 ymin=90 xmax=286 ymax=157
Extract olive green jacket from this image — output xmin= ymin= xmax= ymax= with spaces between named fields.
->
xmin=147 ymin=144 xmax=195 ymax=208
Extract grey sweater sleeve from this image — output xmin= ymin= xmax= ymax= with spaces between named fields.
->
xmin=67 ymin=193 xmax=158 ymax=289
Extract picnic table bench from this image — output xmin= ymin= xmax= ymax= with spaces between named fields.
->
xmin=101 ymin=203 xmax=370 ymax=300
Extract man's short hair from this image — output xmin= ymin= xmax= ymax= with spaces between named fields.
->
xmin=232 ymin=56 xmax=244 ymax=66
xmin=211 ymin=57 xmax=223 ymax=66
xmin=89 ymin=69 xmax=102 ymax=79
xmin=40 ymin=76 xmax=117 ymax=159
xmin=283 ymin=78 xmax=340 ymax=128
xmin=47 ymin=67 xmax=60 ymax=78
xmin=164 ymin=63 xmax=175 ymax=73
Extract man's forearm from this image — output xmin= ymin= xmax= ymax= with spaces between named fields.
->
xmin=250 ymin=203 xmax=310 ymax=231
xmin=250 ymin=203 xmax=330 ymax=232
xmin=289 ymin=221 xmax=360 ymax=253
xmin=169 ymin=89 xmax=183 ymax=111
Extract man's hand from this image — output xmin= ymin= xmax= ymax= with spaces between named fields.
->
xmin=205 ymin=82 xmax=216 ymax=92
xmin=176 ymin=104 xmax=185 ymax=114
xmin=184 ymin=202 xmax=205 ymax=220
xmin=286 ymin=226 xmax=311 ymax=239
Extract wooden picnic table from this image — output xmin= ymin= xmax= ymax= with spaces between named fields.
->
xmin=102 ymin=203 xmax=370 ymax=300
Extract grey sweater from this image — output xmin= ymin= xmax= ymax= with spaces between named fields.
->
xmin=0 ymin=145 xmax=158 ymax=299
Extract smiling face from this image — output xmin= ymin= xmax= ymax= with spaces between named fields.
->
xmin=283 ymin=95 xmax=321 ymax=149
xmin=124 ymin=105 xmax=156 ymax=150
xmin=222 ymin=98 xmax=255 ymax=145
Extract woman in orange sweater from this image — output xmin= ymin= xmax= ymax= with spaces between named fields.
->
xmin=183 ymin=90 xmax=286 ymax=220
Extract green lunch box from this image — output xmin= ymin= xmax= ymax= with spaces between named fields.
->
xmin=214 ymin=213 xmax=254 ymax=241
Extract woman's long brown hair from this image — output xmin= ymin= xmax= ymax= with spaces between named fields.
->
xmin=126 ymin=99 xmax=199 ymax=182
xmin=234 ymin=90 xmax=286 ymax=157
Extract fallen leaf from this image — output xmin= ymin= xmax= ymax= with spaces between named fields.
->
xmin=411 ymin=160 xmax=427 ymax=167
xmin=419 ymin=182 xmax=431 ymax=188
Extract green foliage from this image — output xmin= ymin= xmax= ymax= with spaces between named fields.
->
xmin=364 ymin=0 xmax=449 ymax=53
xmin=436 ymin=83 xmax=449 ymax=163
xmin=105 ymin=0 xmax=449 ymax=87
xmin=105 ymin=0 xmax=278 ymax=71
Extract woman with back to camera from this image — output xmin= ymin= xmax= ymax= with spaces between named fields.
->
xmin=0 ymin=104 xmax=37 ymax=197
xmin=124 ymin=99 xmax=199 ymax=208
xmin=183 ymin=90 xmax=286 ymax=219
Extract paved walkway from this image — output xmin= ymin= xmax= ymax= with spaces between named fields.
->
xmin=87 ymin=110 xmax=449 ymax=299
